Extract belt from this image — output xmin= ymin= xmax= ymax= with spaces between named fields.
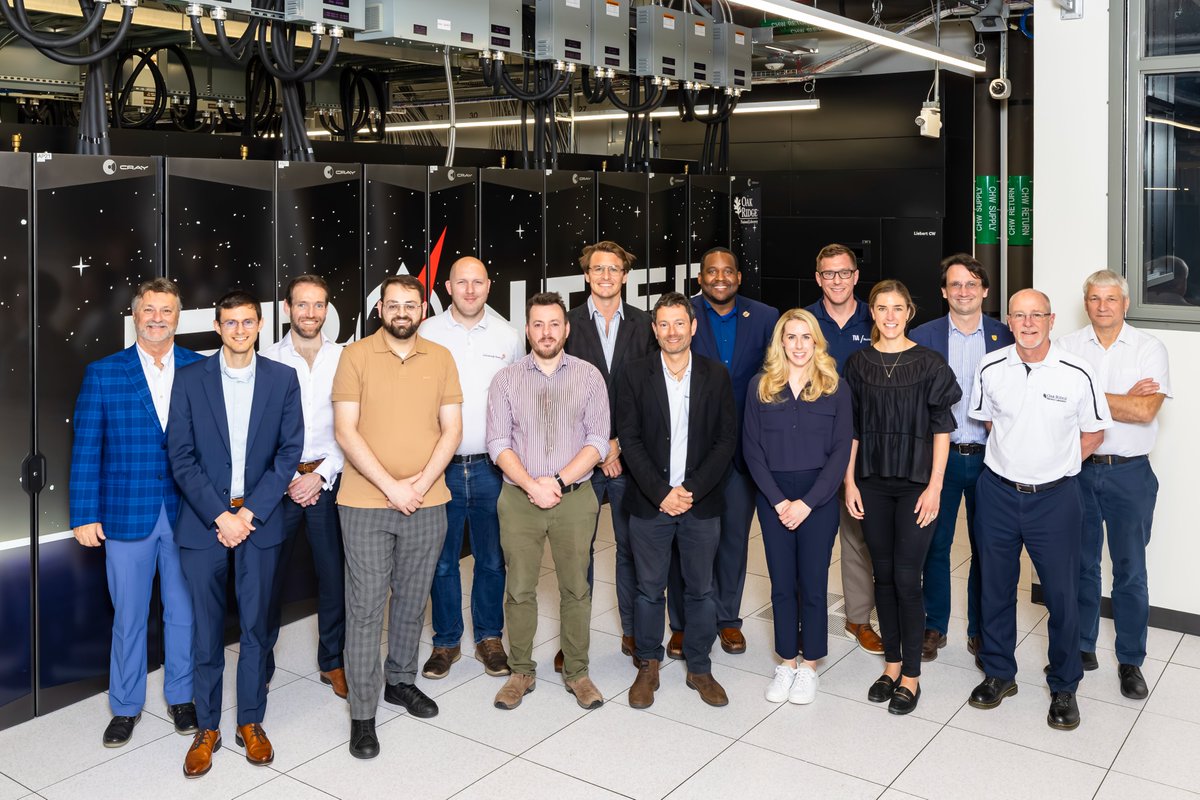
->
xmin=560 ymin=481 xmax=582 ymax=494
xmin=450 ymin=453 xmax=489 ymax=464
xmin=951 ymin=443 xmax=985 ymax=455
xmin=1086 ymin=454 xmax=1147 ymax=466
xmin=297 ymin=458 xmax=325 ymax=475
xmin=990 ymin=469 xmax=1071 ymax=495
xmin=230 ymin=497 xmax=245 ymax=508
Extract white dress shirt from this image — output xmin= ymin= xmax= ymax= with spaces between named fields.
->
xmin=1058 ymin=322 xmax=1172 ymax=457
xmin=260 ymin=332 xmax=345 ymax=487
xmin=219 ymin=350 xmax=256 ymax=500
xmin=662 ymin=353 xmax=692 ymax=487
xmin=135 ymin=344 xmax=174 ymax=431
xmin=419 ymin=309 xmax=523 ymax=456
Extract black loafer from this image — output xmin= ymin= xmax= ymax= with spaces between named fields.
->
xmin=103 ymin=713 xmax=141 ymax=748
xmin=1118 ymin=664 xmax=1149 ymax=699
xmin=1081 ymin=651 xmax=1099 ymax=671
xmin=384 ymin=681 xmax=439 ymax=718
xmin=1048 ymin=691 xmax=1080 ymax=730
xmin=867 ymin=674 xmax=897 ymax=703
xmin=968 ymin=676 xmax=1018 ymax=709
xmin=349 ymin=717 xmax=380 ymax=759
xmin=167 ymin=702 xmax=198 ymax=735
xmin=888 ymin=684 xmax=921 ymax=715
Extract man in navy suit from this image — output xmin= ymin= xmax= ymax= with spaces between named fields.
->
xmin=909 ymin=254 xmax=1013 ymax=665
xmin=168 ymin=290 xmax=303 ymax=779
xmin=70 ymin=278 xmax=203 ymax=748
xmin=668 ymin=247 xmax=778 ymax=657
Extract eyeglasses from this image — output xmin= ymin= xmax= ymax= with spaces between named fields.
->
xmin=817 ymin=269 xmax=857 ymax=281
xmin=382 ymin=302 xmax=422 ymax=315
xmin=947 ymin=281 xmax=982 ymax=291
xmin=220 ymin=318 xmax=259 ymax=331
xmin=1008 ymin=311 xmax=1050 ymax=322
xmin=588 ymin=265 xmax=625 ymax=275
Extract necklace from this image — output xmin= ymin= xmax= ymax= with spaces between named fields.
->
xmin=880 ymin=350 xmax=904 ymax=380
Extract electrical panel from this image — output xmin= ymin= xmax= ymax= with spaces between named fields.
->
xmin=359 ymin=0 xmax=489 ymax=48
xmin=635 ymin=4 xmax=684 ymax=79
xmin=535 ymin=0 xmax=592 ymax=65
xmin=592 ymin=0 xmax=629 ymax=73
xmin=488 ymin=0 xmax=524 ymax=55
xmin=683 ymin=12 xmax=713 ymax=84
xmin=712 ymin=21 xmax=751 ymax=90
xmin=181 ymin=0 xmax=253 ymax=12
xmin=285 ymin=0 xmax=365 ymax=30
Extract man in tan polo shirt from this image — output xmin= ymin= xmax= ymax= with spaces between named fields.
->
xmin=332 ymin=274 xmax=463 ymax=759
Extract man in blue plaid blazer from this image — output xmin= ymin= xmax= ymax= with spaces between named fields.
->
xmin=69 ymin=278 xmax=204 ymax=748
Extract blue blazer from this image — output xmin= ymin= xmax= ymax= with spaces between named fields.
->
xmin=167 ymin=354 xmax=303 ymax=550
xmin=69 ymin=344 xmax=204 ymax=541
xmin=909 ymin=314 xmax=1014 ymax=360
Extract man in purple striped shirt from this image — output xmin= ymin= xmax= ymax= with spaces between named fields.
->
xmin=486 ymin=292 xmax=611 ymax=711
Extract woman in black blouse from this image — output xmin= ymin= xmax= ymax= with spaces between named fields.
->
xmin=744 ymin=308 xmax=853 ymax=705
xmin=844 ymin=280 xmax=960 ymax=715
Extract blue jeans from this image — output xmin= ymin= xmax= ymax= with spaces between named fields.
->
xmin=431 ymin=458 xmax=505 ymax=647
xmin=922 ymin=449 xmax=984 ymax=637
xmin=1078 ymin=457 xmax=1157 ymax=666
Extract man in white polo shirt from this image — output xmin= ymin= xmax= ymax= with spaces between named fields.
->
xmin=966 ymin=289 xmax=1111 ymax=732
xmin=1059 ymin=270 xmax=1170 ymax=700
xmin=419 ymin=257 xmax=524 ymax=680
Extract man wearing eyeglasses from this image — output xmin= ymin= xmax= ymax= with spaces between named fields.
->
xmin=169 ymin=290 xmax=303 ymax=777
xmin=966 ymin=289 xmax=1111 ymax=731
xmin=332 ymin=275 xmax=463 ymax=759
xmin=805 ymin=243 xmax=882 ymax=656
xmin=910 ymin=255 xmax=1013 ymax=666
xmin=564 ymin=241 xmax=656 ymax=672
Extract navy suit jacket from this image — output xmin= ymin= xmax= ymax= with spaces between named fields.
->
xmin=565 ymin=301 xmax=657 ymax=439
xmin=690 ymin=293 xmax=779 ymax=469
xmin=167 ymin=353 xmax=303 ymax=550
xmin=909 ymin=314 xmax=1014 ymax=360
xmin=69 ymin=344 xmax=204 ymax=540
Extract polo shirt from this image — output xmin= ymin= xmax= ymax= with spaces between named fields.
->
xmin=332 ymin=330 xmax=463 ymax=509
xmin=702 ymin=300 xmax=737 ymax=369
xmin=969 ymin=343 xmax=1112 ymax=485
xmin=806 ymin=296 xmax=872 ymax=375
xmin=1058 ymin=322 xmax=1171 ymax=457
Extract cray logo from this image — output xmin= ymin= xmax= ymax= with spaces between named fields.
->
xmin=102 ymin=159 xmax=149 ymax=175
xmin=733 ymin=195 xmax=758 ymax=224
xmin=323 ymin=166 xmax=333 ymax=179
xmin=572 ymin=173 xmax=579 ymax=185
xmin=669 ymin=176 xmax=680 ymax=187
xmin=323 ymin=166 xmax=357 ymax=179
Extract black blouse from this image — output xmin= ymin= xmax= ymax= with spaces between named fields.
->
xmin=844 ymin=344 xmax=961 ymax=483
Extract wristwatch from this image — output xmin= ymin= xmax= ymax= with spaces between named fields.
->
xmin=554 ymin=473 xmax=568 ymax=492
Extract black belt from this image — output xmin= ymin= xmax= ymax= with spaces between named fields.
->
xmin=989 ymin=469 xmax=1071 ymax=495
xmin=1085 ymin=454 xmax=1147 ymax=466
xmin=450 ymin=453 xmax=489 ymax=464
xmin=951 ymin=443 xmax=985 ymax=455
xmin=560 ymin=481 xmax=582 ymax=494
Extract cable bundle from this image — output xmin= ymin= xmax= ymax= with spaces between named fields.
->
xmin=317 ymin=67 xmax=387 ymax=143
xmin=111 ymin=43 xmax=213 ymax=133
xmin=679 ymin=83 xmax=739 ymax=174
xmin=481 ymin=51 xmax=573 ymax=170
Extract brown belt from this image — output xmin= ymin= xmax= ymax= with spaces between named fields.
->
xmin=230 ymin=497 xmax=245 ymax=509
xmin=297 ymin=458 xmax=325 ymax=475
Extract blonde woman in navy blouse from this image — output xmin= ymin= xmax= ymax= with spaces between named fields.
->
xmin=743 ymin=308 xmax=853 ymax=705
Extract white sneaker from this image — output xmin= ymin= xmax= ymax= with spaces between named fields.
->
xmin=765 ymin=664 xmax=798 ymax=703
xmin=789 ymin=665 xmax=819 ymax=705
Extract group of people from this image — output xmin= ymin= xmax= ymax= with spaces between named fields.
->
xmin=68 ymin=240 xmax=1168 ymax=778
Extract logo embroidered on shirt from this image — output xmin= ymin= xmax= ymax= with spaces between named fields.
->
xmin=1043 ymin=393 xmax=1067 ymax=403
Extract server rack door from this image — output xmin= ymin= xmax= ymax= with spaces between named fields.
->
xmin=647 ymin=174 xmax=689 ymax=306
xmin=276 ymin=162 xmax=364 ymax=343
xmin=428 ymin=167 xmax=479 ymax=315
xmin=478 ymin=169 xmax=544 ymax=329
xmin=596 ymin=173 xmax=649 ymax=310
xmin=543 ymin=170 xmax=596 ymax=315
xmin=33 ymin=154 xmax=162 ymax=713
xmin=688 ymin=174 xmax=733 ymax=292
xmin=0 ymin=152 xmax=34 ymax=731
xmin=730 ymin=176 xmax=763 ymax=301
xmin=165 ymin=158 xmax=276 ymax=354
xmin=363 ymin=165 xmax=428 ymax=336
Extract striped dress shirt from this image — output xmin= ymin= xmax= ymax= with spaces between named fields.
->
xmin=948 ymin=321 xmax=988 ymax=445
xmin=486 ymin=353 xmax=611 ymax=484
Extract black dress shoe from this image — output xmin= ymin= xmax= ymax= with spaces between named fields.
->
xmin=1118 ymin=664 xmax=1149 ymax=699
xmin=889 ymin=684 xmax=921 ymax=715
xmin=167 ymin=702 xmax=198 ymax=735
xmin=349 ymin=718 xmax=380 ymax=759
xmin=967 ymin=635 xmax=983 ymax=671
xmin=1048 ymin=691 xmax=1080 ymax=730
xmin=384 ymin=681 xmax=439 ymax=718
xmin=1081 ymin=651 xmax=1099 ymax=671
xmin=968 ymin=676 xmax=1018 ymax=709
xmin=867 ymin=674 xmax=897 ymax=703
xmin=103 ymin=713 xmax=141 ymax=748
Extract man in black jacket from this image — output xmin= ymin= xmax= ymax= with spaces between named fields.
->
xmin=564 ymin=241 xmax=657 ymax=670
xmin=615 ymin=292 xmax=737 ymax=710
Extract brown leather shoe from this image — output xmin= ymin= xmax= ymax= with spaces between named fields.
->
xmin=628 ymin=659 xmax=660 ymax=709
xmin=183 ymin=729 xmax=221 ymax=779
xmin=686 ymin=671 xmax=729 ymax=707
xmin=235 ymin=723 xmax=274 ymax=766
xmin=719 ymin=627 xmax=747 ymax=655
xmin=494 ymin=673 xmax=536 ymax=710
xmin=421 ymin=645 xmax=462 ymax=679
xmin=921 ymin=629 xmax=947 ymax=662
xmin=564 ymin=675 xmax=605 ymax=709
xmin=319 ymin=667 xmax=349 ymax=699
xmin=666 ymin=631 xmax=684 ymax=660
xmin=621 ymin=635 xmax=645 ymax=668
xmin=474 ymin=638 xmax=511 ymax=677
xmin=553 ymin=648 xmax=565 ymax=674
xmin=845 ymin=622 xmax=885 ymax=655
xmin=967 ymin=635 xmax=983 ymax=671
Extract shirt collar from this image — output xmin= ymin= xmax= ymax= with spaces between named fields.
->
xmin=661 ymin=352 xmax=692 ymax=381
xmin=1005 ymin=342 xmax=1065 ymax=369
xmin=1086 ymin=321 xmax=1134 ymax=347
xmin=702 ymin=297 xmax=738 ymax=320
xmin=281 ymin=330 xmax=335 ymax=355
xmin=949 ymin=316 xmax=984 ymax=338
xmin=371 ymin=328 xmax=428 ymax=357
xmin=136 ymin=343 xmax=174 ymax=369
xmin=813 ymin=295 xmax=869 ymax=325
xmin=587 ymin=296 xmax=625 ymax=321
xmin=521 ymin=351 xmax=570 ymax=375
xmin=446 ymin=308 xmax=490 ymax=331
xmin=219 ymin=349 xmax=256 ymax=382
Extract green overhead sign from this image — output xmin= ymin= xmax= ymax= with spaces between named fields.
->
xmin=764 ymin=19 xmax=821 ymax=36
